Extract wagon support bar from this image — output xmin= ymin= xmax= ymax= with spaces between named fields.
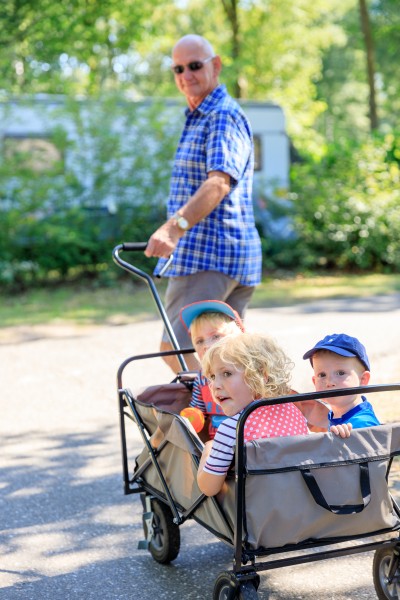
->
xmin=250 ymin=538 xmax=400 ymax=574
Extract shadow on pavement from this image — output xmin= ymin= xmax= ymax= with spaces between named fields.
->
xmin=0 ymin=424 xmax=394 ymax=599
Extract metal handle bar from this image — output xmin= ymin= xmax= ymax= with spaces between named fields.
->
xmin=120 ymin=242 xmax=148 ymax=251
xmin=117 ymin=348 xmax=196 ymax=390
xmin=112 ymin=243 xmax=188 ymax=371
xmin=116 ymin=242 xmax=173 ymax=278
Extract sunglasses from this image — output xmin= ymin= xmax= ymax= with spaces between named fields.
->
xmin=171 ymin=56 xmax=214 ymax=75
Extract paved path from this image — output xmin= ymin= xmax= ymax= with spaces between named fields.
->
xmin=1 ymin=294 xmax=400 ymax=599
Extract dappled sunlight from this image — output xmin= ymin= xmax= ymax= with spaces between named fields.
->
xmin=0 ymin=515 xmax=137 ymax=582
xmin=266 ymin=553 xmax=375 ymax=598
xmin=1 ymin=294 xmax=400 ymax=598
xmin=8 ymin=487 xmax=45 ymax=498
xmin=0 ymin=427 xmax=141 ymax=589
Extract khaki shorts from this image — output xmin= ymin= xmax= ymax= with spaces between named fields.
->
xmin=161 ymin=271 xmax=255 ymax=348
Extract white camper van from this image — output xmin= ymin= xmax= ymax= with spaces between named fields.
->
xmin=239 ymin=100 xmax=293 ymax=239
xmin=0 ymin=95 xmax=291 ymax=238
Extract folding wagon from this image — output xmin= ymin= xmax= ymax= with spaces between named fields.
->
xmin=113 ymin=243 xmax=400 ymax=599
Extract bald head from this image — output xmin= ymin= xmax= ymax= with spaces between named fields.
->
xmin=173 ymin=35 xmax=215 ymax=58
xmin=171 ymin=34 xmax=221 ymax=110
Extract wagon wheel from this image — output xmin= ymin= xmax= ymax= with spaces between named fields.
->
xmin=213 ymin=571 xmax=260 ymax=600
xmin=142 ymin=498 xmax=180 ymax=564
xmin=373 ymin=547 xmax=400 ymax=599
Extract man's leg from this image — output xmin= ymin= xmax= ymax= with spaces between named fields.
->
xmin=224 ymin=281 xmax=255 ymax=321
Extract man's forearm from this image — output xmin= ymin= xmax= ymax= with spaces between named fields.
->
xmin=177 ymin=171 xmax=230 ymax=228
xmin=144 ymin=171 xmax=230 ymax=258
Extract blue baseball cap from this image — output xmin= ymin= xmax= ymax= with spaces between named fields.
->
xmin=179 ymin=300 xmax=245 ymax=333
xmin=303 ymin=333 xmax=370 ymax=371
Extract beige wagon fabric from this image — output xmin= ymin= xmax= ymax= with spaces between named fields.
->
xmin=133 ymin=384 xmax=236 ymax=542
xmin=244 ymin=424 xmax=400 ymax=548
xmin=134 ymin=409 xmax=236 ymax=542
xmin=131 ymin=384 xmax=400 ymax=551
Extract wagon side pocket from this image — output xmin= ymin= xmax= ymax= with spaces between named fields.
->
xmin=300 ymin=461 xmax=371 ymax=514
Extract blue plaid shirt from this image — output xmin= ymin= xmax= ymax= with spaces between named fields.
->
xmin=154 ymin=84 xmax=262 ymax=286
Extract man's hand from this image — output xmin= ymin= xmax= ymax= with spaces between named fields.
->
xmin=330 ymin=423 xmax=353 ymax=438
xmin=145 ymin=170 xmax=230 ymax=259
xmin=145 ymin=220 xmax=183 ymax=258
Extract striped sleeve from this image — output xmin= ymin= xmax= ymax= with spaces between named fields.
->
xmin=189 ymin=373 xmax=207 ymax=413
xmin=202 ymin=415 xmax=239 ymax=475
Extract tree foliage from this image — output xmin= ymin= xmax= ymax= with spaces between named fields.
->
xmin=0 ymin=0 xmax=165 ymax=94
xmin=291 ymin=133 xmax=400 ymax=271
xmin=1 ymin=0 xmax=398 ymax=144
xmin=0 ymin=0 xmax=399 ymax=289
xmin=315 ymin=0 xmax=400 ymax=141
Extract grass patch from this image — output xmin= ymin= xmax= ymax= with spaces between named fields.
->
xmin=251 ymin=272 xmax=400 ymax=307
xmin=2 ymin=272 xmax=400 ymax=328
xmin=2 ymin=280 xmax=166 ymax=327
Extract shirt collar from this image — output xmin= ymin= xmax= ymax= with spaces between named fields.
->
xmin=328 ymin=396 xmax=368 ymax=421
xmin=185 ymin=84 xmax=227 ymax=117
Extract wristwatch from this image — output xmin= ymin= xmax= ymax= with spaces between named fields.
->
xmin=172 ymin=212 xmax=190 ymax=231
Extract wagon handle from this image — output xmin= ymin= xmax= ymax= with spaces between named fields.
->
xmin=112 ymin=243 xmax=188 ymax=371
xmin=121 ymin=242 xmax=148 ymax=251
xmin=119 ymin=242 xmax=173 ymax=277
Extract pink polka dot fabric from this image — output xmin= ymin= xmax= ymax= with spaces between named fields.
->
xmin=244 ymin=403 xmax=308 ymax=442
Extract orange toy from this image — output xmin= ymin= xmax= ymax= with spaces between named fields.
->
xmin=180 ymin=407 xmax=205 ymax=433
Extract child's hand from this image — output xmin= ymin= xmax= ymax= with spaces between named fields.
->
xmin=330 ymin=423 xmax=353 ymax=438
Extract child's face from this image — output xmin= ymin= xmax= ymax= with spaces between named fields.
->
xmin=191 ymin=319 xmax=240 ymax=360
xmin=207 ymin=355 xmax=254 ymax=417
xmin=312 ymin=352 xmax=370 ymax=415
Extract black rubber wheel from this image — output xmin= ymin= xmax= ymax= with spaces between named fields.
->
xmin=142 ymin=499 xmax=180 ymax=564
xmin=213 ymin=572 xmax=237 ymax=600
xmin=213 ymin=571 xmax=259 ymax=600
xmin=238 ymin=581 xmax=259 ymax=600
xmin=373 ymin=547 xmax=400 ymax=599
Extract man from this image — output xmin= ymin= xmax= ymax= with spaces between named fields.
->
xmin=145 ymin=34 xmax=262 ymax=371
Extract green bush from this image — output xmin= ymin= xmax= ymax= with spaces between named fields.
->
xmin=0 ymin=95 xmax=179 ymax=290
xmin=290 ymin=133 xmax=400 ymax=272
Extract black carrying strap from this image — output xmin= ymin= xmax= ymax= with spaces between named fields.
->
xmin=301 ymin=462 xmax=371 ymax=514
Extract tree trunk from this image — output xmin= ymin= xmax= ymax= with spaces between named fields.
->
xmin=221 ymin=0 xmax=242 ymax=98
xmin=359 ymin=0 xmax=379 ymax=130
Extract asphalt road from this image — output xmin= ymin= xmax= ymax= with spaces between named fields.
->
xmin=1 ymin=294 xmax=400 ymax=599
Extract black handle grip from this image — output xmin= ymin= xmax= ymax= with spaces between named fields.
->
xmin=121 ymin=242 xmax=148 ymax=251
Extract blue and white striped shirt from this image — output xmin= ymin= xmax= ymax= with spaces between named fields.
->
xmin=202 ymin=413 xmax=240 ymax=475
xmin=154 ymin=85 xmax=262 ymax=286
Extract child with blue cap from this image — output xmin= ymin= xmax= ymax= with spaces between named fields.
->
xmin=179 ymin=300 xmax=245 ymax=439
xmin=150 ymin=299 xmax=243 ymax=448
xmin=303 ymin=333 xmax=380 ymax=431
